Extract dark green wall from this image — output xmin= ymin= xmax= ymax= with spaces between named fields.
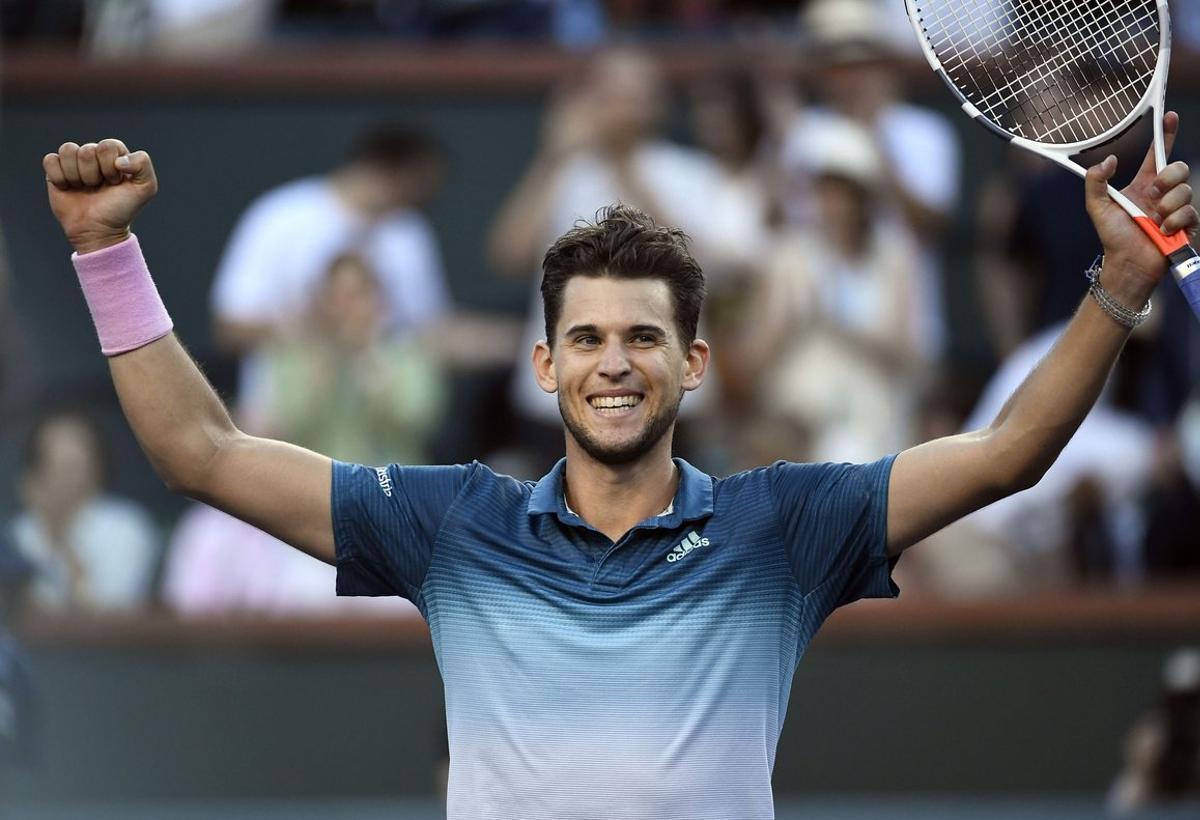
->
xmin=4 ymin=631 xmax=1192 ymax=803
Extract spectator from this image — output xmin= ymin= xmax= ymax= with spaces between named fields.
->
xmin=957 ymin=324 xmax=1156 ymax=587
xmin=85 ymin=0 xmax=277 ymax=58
xmin=9 ymin=410 xmax=160 ymax=613
xmin=783 ymin=0 xmax=961 ymax=362
xmin=1110 ymin=648 xmax=1200 ymax=814
xmin=488 ymin=47 xmax=729 ymax=471
xmin=740 ymin=116 xmax=924 ymax=464
xmin=686 ymin=70 xmax=773 ymax=281
xmin=163 ymin=502 xmax=417 ymax=617
xmin=1140 ymin=393 xmax=1200 ymax=578
xmin=253 ymin=251 xmax=447 ymax=466
xmin=976 ymin=119 xmax=1198 ymax=423
xmin=210 ymin=124 xmax=451 ymax=416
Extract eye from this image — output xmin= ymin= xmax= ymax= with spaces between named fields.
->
xmin=576 ymin=335 xmax=600 ymax=347
xmin=632 ymin=334 xmax=658 ymax=346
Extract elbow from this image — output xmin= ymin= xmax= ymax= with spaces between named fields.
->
xmin=151 ymin=425 xmax=244 ymax=500
xmin=1006 ymin=463 xmax=1048 ymax=494
xmin=986 ymin=426 xmax=1056 ymax=496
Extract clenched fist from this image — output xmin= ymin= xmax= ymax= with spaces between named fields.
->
xmin=44 ymin=139 xmax=158 ymax=255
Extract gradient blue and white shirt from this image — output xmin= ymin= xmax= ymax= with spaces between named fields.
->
xmin=333 ymin=456 xmax=897 ymax=820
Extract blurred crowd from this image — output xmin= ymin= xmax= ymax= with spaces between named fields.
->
xmin=0 ymin=0 xmax=1198 ymax=622
xmin=5 ymin=0 xmax=1199 ymax=54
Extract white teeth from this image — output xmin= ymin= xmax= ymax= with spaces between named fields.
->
xmin=590 ymin=395 xmax=642 ymax=409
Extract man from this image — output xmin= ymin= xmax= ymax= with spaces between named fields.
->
xmin=210 ymin=125 xmax=450 ymax=414
xmin=41 ymin=117 xmax=1197 ymax=817
xmin=488 ymin=47 xmax=732 ymax=471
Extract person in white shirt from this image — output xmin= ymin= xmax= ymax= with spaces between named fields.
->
xmin=488 ymin=48 xmax=736 ymax=470
xmin=783 ymin=0 xmax=962 ymax=362
xmin=10 ymin=409 xmax=159 ymax=613
xmin=210 ymin=126 xmax=451 ymax=416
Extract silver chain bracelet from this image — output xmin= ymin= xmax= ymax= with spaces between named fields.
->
xmin=1084 ymin=255 xmax=1152 ymax=329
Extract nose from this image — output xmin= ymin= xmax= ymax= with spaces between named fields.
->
xmin=597 ymin=340 xmax=632 ymax=380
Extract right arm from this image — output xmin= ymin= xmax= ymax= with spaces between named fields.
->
xmin=44 ymin=139 xmax=335 ymax=564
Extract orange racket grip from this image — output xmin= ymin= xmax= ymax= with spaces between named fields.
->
xmin=1133 ymin=216 xmax=1191 ymax=255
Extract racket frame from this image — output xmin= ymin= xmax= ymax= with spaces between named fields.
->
xmin=904 ymin=0 xmax=1200 ymax=283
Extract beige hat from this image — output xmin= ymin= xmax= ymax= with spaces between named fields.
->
xmin=801 ymin=0 xmax=904 ymax=61
xmin=793 ymin=114 xmax=884 ymax=189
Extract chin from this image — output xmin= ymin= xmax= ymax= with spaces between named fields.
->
xmin=559 ymin=395 xmax=679 ymax=466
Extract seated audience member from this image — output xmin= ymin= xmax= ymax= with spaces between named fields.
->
xmin=210 ymin=125 xmax=451 ymax=415
xmin=955 ymin=324 xmax=1156 ymax=587
xmin=85 ymin=0 xmax=276 ymax=57
xmin=9 ymin=410 xmax=159 ymax=613
xmin=251 ymin=251 xmax=446 ymax=466
xmin=741 ymin=116 xmax=924 ymax=465
xmin=1110 ymin=648 xmax=1200 ymax=814
xmin=687 ymin=70 xmax=773 ymax=282
xmin=163 ymin=503 xmax=417 ymax=617
xmin=1140 ymin=393 xmax=1200 ymax=578
xmin=977 ymin=119 xmax=1197 ymax=423
xmin=784 ymin=0 xmax=961 ymax=362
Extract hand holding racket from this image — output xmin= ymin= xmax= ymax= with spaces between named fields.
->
xmin=1085 ymin=112 xmax=1196 ymax=288
xmin=905 ymin=0 xmax=1200 ymax=319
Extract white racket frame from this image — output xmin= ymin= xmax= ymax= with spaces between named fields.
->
xmin=904 ymin=0 xmax=1175 ymax=241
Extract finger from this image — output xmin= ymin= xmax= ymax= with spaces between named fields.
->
xmin=1085 ymin=155 xmax=1118 ymax=217
xmin=1162 ymin=110 xmax=1179 ymax=160
xmin=1161 ymin=204 xmax=1198 ymax=237
xmin=115 ymin=150 xmax=157 ymax=191
xmin=43 ymin=153 xmax=68 ymax=189
xmin=95 ymin=138 xmax=129 ymax=184
xmin=76 ymin=143 xmax=103 ymax=187
xmin=57 ymin=142 xmax=82 ymax=186
xmin=1155 ymin=183 xmax=1193 ymax=220
xmin=1150 ymin=161 xmax=1190 ymax=198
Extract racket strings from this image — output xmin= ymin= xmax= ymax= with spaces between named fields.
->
xmin=913 ymin=0 xmax=1160 ymax=144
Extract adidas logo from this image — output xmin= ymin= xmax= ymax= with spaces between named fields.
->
xmin=375 ymin=467 xmax=394 ymax=497
xmin=666 ymin=530 xmax=710 ymax=563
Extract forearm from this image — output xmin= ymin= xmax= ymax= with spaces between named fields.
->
xmin=487 ymin=155 xmax=560 ymax=276
xmin=986 ymin=260 xmax=1149 ymax=489
xmin=109 ymin=333 xmax=242 ymax=495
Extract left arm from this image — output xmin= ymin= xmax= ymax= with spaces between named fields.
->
xmin=887 ymin=113 xmax=1198 ymax=556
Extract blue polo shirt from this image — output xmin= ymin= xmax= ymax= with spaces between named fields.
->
xmin=333 ymin=455 xmax=897 ymax=820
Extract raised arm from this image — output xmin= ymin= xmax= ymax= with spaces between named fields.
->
xmin=44 ymin=139 xmax=335 ymax=564
xmin=886 ymin=113 xmax=1198 ymax=556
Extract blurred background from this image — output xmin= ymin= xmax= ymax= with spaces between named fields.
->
xmin=1 ymin=0 xmax=1199 ymax=817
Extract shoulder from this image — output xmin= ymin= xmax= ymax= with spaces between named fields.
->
xmin=235 ymin=177 xmax=332 ymax=227
xmin=882 ymin=104 xmax=958 ymax=144
xmin=728 ymin=459 xmax=895 ymax=505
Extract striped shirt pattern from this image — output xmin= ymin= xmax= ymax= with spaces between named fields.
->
xmin=333 ymin=455 xmax=897 ymax=819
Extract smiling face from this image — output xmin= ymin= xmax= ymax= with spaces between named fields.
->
xmin=534 ymin=276 xmax=708 ymax=466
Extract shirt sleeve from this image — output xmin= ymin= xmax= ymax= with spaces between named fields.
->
xmin=331 ymin=461 xmax=476 ymax=604
xmin=768 ymin=456 xmax=898 ymax=617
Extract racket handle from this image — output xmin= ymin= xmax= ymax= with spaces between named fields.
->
xmin=1168 ymin=246 xmax=1200 ymax=321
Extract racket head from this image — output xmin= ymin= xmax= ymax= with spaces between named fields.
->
xmin=904 ymin=0 xmax=1172 ymax=154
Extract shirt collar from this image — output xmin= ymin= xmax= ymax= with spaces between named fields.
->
xmin=527 ymin=457 xmax=714 ymax=528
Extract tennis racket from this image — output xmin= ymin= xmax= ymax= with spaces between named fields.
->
xmin=903 ymin=0 xmax=1200 ymax=319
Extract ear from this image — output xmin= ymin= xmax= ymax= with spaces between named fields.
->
xmin=681 ymin=338 xmax=709 ymax=392
xmin=532 ymin=340 xmax=558 ymax=394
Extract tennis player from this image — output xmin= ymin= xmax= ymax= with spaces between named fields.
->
xmin=43 ymin=118 xmax=1197 ymax=818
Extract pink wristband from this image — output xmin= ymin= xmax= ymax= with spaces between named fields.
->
xmin=71 ymin=233 xmax=174 ymax=356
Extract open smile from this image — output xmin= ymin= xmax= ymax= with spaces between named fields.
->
xmin=587 ymin=393 xmax=644 ymax=417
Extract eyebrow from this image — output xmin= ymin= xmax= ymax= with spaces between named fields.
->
xmin=562 ymin=323 xmax=668 ymax=338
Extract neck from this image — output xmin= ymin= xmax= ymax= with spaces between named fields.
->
xmin=562 ymin=432 xmax=678 ymax=543
xmin=330 ymin=168 xmax=383 ymax=217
